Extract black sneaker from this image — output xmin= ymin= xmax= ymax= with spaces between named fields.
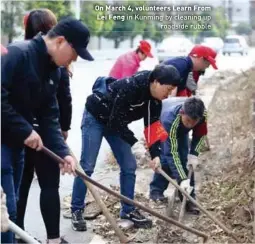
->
xmin=149 ymin=192 xmax=168 ymax=203
xmin=60 ymin=237 xmax=69 ymax=243
xmin=71 ymin=210 xmax=87 ymax=231
xmin=186 ymin=201 xmax=200 ymax=215
xmin=121 ymin=209 xmax=152 ymax=229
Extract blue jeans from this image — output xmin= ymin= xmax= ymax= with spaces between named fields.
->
xmin=71 ymin=110 xmax=137 ymax=216
xmin=1 ymin=144 xmax=24 ymax=243
xmin=150 ymin=134 xmax=196 ymax=199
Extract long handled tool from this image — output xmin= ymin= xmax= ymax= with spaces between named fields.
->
xmin=178 ymin=168 xmax=193 ymax=222
xmin=8 ymin=220 xmax=40 ymax=244
xmin=68 ymin=148 xmax=128 ymax=243
xmin=41 ymin=146 xmax=209 ymax=242
xmin=157 ymin=168 xmax=240 ymax=243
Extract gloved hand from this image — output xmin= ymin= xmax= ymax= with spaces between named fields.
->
xmin=180 ymin=179 xmax=193 ymax=195
xmin=187 ymin=154 xmax=199 ymax=171
xmin=1 ymin=187 xmax=9 ymax=232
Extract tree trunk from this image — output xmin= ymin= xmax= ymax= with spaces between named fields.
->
xmin=130 ymin=37 xmax=135 ymax=48
xmin=8 ymin=33 xmax=13 ymax=44
xmin=114 ymin=39 xmax=120 ymax=48
xmin=98 ymin=35 xmax=102 ymax=50
xmin=8 ymin=2 xmax=15 ymax=43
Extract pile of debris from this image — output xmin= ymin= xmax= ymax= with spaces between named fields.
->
xmin=193 ymin=67 xmax=255 ymax=243
xmin=197 ymin=160 xmax=254 ymax=243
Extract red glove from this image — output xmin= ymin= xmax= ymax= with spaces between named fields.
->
xmin=144 ymin=121 xmax=168 ymax=148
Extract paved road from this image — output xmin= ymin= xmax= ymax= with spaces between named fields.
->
xmin=24 ymin=49 xmax=255 ymax=243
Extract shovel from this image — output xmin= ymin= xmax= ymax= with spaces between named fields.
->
xmin=178 ymin=168 xmax=193 ymax=222
xmin=8 ymin=220 xmax=40 ymax=244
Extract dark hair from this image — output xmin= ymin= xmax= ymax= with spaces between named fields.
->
xmin=183 ymin=97 xmax=205 ymax=120
xmin=149 ymin=64 xmax=180 ymax=86
xmin=135 ymin=47 xmax=143 ymax=54
xmin=25 ymin=9 xmax=57 ymax=40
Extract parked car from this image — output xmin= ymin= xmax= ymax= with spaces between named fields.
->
xmin=201 ymin=37 xmax=224 ymax=53
xmin=222 ymin=35 xmax=249 ymax=56
xmin=157 ymin=37 xmax=194 ymax=62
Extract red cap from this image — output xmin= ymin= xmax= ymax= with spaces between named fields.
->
xmin=189 ymin=45 xmax=218 ymax=69
xmin=139 ymin=40 xmax=153 ymax=58
xmin=1 ymin=44 xmax=7 ymax=55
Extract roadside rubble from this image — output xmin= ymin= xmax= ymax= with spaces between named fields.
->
xmin=195 ymin=67 xmax=255 ymax=243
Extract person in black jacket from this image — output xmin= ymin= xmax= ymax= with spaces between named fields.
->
xmin=1 ymin=16 xmax=93 ymax=243
xmin=15 ymin=10 xmax=72 ymax=244
xmin=70 ymin=65 xmax=181 ymax=231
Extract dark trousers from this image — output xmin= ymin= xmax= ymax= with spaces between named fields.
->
xmin=16 ymin=147 xmax=61 ymax=239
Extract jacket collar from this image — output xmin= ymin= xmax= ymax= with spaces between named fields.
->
xmin=31 ymin=33 xmax=58 ymax=71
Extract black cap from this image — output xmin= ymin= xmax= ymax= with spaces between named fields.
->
xmin=52 ymin=16 xmax=94 ymax=61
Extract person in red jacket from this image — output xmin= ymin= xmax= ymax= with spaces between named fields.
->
xmin=109 ymin=40 xmax=153 ymax=79
xmin=1 ymin=44 xmax=7 ymax=55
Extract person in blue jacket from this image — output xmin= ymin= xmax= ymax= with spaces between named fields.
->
xmin=163 ymin=45 xmax=218 ymax=97
xmin=150 ymin=97 xmax=207 ymax=214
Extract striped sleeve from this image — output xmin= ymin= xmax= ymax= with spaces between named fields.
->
xmin=191 ymin=135 xmax=206 ymax=156
xmin=168 ymin=115 xmax=187 ymax=180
